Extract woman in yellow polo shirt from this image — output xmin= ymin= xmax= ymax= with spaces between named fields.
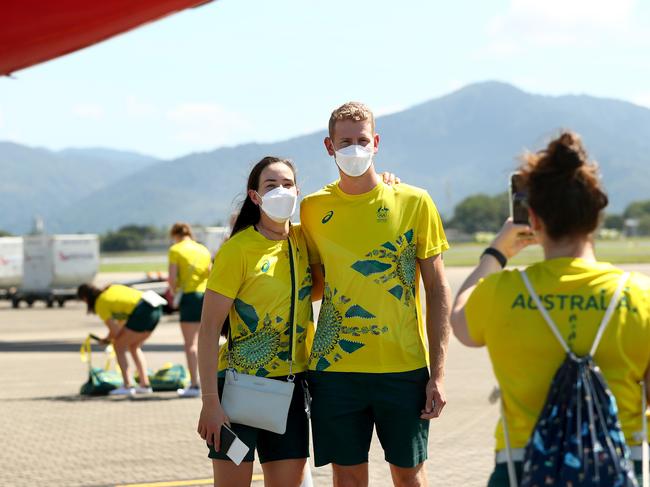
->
xmin=77 ymin=283 xmax=163 ymax=396
xmin=167 ymin=222 xmax=212 ymax=398
xmin=450 ymin=131 xmax=650 ymax=486
xmin=196 ymin=156 xmax=315 ymax=487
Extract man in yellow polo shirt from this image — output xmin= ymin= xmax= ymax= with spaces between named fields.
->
xmin=300 ymin=102 xmax=451 ymax=487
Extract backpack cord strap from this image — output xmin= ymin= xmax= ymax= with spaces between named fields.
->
xmin=500 ymin=394 xmax=519 ymax=487
xmin=519 ymin=271 xmax=630 ymax=358
xmin=589 ymin=272 xmax=630 ymax=357
xmin=519 ymin=271 xmax=570 ymax=354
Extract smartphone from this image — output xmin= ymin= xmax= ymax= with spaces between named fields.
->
xmin=220 ymin=424 xmax=249 ymax=466
xmin=509 ymin=172 xmax=530 ymax=225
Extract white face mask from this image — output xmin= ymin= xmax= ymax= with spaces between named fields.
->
xmin=256 ymin=186 xmax=297 ymax=223
xmin=334 ymin=144 xmax=374 ymax=177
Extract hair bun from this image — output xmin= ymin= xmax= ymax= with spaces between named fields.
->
xmin=518 ymin=130 xmax=606 ymax=240
xmin=546 ymin=131 xmax=585 ymax=176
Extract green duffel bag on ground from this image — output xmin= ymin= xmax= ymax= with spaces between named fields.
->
xmin=148 ymin=362 xmax=189 ymax=391
xmin=80 ymin=367 xmax=124 ymax=396
xmin=79 ymin=335 xmax=123 ymax=396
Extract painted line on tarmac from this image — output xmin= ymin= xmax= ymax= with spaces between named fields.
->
xmin=116 ymin=474 xmax=264 ymax=487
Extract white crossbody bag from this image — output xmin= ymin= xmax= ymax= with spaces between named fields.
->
xmin=220 ymin=235 xmax=298 ymax=435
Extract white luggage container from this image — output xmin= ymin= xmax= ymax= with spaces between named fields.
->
xmin=0 ymin=237 xmax=23 ymax=289
xmin=16 ymin=235 xmax=99 ymax=308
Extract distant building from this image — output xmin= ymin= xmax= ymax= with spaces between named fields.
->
xmin=624 ymin=218 xmax=640 ymax=238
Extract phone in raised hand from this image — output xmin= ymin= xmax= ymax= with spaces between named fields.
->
xmin=509 ymin=172 xmax=530 ymax=225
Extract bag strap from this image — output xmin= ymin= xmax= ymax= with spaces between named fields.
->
xmin=227 ymin=229 xmax=298 ymax=379
xmin=80 ymin=335 xmax=93 ymax=373
xmin=81 ymin=334 xmax=118 ymax=372
xmin=286 ymin=233 xmax=297 ymax=378
xmin=642 ymin=380 xmax=649 ymax=487
xmin=519 ymin=270 xmax=629 ymax=357
xmin=500 ymin=392 xmax=519 ymax=487
xmin=589 ymin=272 xmax=629 ymax=356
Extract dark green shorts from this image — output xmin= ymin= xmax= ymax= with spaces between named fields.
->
xmin=207 ymin=373 xmax=310 ymax=464
xmin=179 ymin=292 xmax=204 ymax=323
xmin=124 ymin=301 xmax=162 ymax=332
xmin=308 ymin=367 xmax=430 ymax=468
xmin=487 ymin=461 xmax=524 ymax=487
xmin=487 ymin=460 xmax=643 ymax=486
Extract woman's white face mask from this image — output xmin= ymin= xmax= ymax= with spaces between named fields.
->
xmin=256 ymin=185 xmax=297 ymax=223
xmin=334 ymin=144 xmax=374 ymax=177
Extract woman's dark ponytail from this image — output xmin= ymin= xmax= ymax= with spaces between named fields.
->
xmin=230 ymin=196 xmax=261 ymax=238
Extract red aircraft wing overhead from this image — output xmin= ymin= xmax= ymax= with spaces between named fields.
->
xmin=1 ymin=0 xmax=212 ymax=76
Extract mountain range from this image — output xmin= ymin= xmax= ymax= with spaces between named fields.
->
xmin=2 ymin=81 xmax=649 ymax=234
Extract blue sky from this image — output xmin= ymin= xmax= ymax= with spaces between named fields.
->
xmin=1 ymin=0 xmax=649 ymax=159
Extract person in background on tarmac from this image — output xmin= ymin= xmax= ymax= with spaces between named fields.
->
xmin=78 ymin=283 xmax=163 ymax=396
xmin=450 ymin=131 xmax=650 ymax=485
xmin=167 ymin=222 xmax=212 ymax=398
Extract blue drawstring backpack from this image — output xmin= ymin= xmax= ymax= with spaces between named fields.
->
xmin=513 ymin=270 xmax=637 ymax=487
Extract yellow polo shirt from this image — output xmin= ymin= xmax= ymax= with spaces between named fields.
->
xmin=466 ymin=258 xmax=650 ymax=450
xmin=168 ymin=239 xmax=212 ymax=293
xmin=207 ymin=225 xmax=314 ymax=378
xmin=300 ymin=181 xmax=449 ymax=373
xmin=95 ymin=284 xmax=142 ymax=323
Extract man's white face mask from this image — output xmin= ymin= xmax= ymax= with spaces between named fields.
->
xmin=333 ymin=144 xmax=374 ymax=177
xmin=256 ymin=186 xmax=297 ymax=223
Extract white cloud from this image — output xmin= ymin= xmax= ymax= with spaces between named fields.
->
xmin=485 ymin=0 xmax=639 ymax=54
xmin=125 ymin=96 xmax=157 ymax=118
xmin=375 ymin=103 xmax=409 ymax=117
xmin=633 ymin=93 xmax=650 ymax=109
xmin=166 ymin=102 xmax=250 ymax=147
xmin=71 ymin=103 xmax=105 ymax=120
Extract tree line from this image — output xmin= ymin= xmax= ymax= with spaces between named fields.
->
xmin=447 ymin=193 xmax=650 ymax=236
xmin=1 ymin=199 xmax=649 ymax=245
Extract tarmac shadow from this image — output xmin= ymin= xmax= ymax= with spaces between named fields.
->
xmin=5 ymin=392 xmax=185 ymax=403
xmin=0 ymin=341 xmax=183 ymax=353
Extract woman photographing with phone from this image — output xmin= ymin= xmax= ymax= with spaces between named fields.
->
xmin=450 ymin=131 xmax=650 ymax=486
xmin=196 ymin=156 xmax=315 ymax=487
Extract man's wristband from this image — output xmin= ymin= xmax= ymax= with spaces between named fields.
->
xmin=482 ymin=247 xmax=507 ymax=268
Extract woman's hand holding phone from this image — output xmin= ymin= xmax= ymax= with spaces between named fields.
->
xmin=490 ymin=218 xmax=537 ymax=260
xmin=197 ymin=399 xmax=231 ymax=452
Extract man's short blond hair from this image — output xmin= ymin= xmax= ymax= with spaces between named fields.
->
xmin=328 ymin=101 xmax=375 ymax=138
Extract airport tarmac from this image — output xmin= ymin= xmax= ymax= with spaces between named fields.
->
xmin=0 ymin=264 xmax=648 ymax=486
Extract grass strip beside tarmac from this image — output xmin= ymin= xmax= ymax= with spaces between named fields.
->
xmin=99 ymin=238 xmax=650 ymax=272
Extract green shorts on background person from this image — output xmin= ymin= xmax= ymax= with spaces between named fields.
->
xmin=179 ymin=292 xmax=204 ymax=323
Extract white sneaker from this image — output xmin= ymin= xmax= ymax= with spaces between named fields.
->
xmin=177 ymin=385 xmax=201 ymax=398
xmin=109 ymin=386 xmax=135 ymax=396
xmin=131 ymin=386 xmax=153 ymax=395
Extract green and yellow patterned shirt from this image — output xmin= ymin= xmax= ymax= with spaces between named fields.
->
xmin=207 ymin=225 xmax=314 ymax=377
xmin=300 ymin=181 xmax=449 ymax=373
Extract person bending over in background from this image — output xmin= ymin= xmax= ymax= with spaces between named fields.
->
xmin=78 ymin=283 xmax=164 ymax=396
